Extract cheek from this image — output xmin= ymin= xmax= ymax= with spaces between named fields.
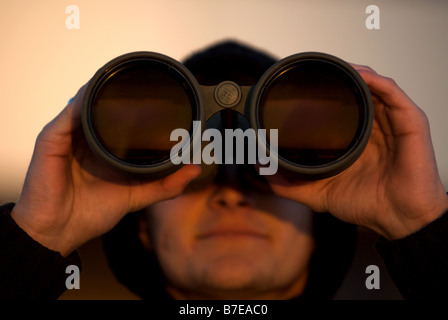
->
xmin=148 ymin=198 xmax=205 ymax=267
xmin=272 ymin=219 xmax=315 ymax=270
xmin=266 ymin=200 xmax=316 ymax=275
xmin=150 ymin=205 xmax=191 ymax=254
xmin=148 ymin=198 xmax=211 ymax=287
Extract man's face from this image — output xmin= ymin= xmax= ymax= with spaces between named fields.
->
xmin=141 ymin=165 xmax=315 ymax=300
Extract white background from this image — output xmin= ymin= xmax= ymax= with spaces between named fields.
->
xmin=1 ymin=0 xmax=447 ymax=201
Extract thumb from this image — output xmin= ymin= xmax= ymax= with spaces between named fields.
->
xmin=159 ymin=164 xmax=203 ymax=197
xmin=131 ymin=164 xmax=203 ymax=210
xmin=264 ymin=172 xmax=329 ymax=213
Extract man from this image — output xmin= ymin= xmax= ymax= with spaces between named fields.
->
xmin=1 ymin=41 xmax=448 ymax=299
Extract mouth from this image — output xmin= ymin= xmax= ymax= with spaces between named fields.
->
xmin=196 ymin=228 xmax=269 ymax=241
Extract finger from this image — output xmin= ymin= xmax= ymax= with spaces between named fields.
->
xmin=43 ymin=84 xmax=87 ymax=138
xmin=356 ymin=69 xmax=419 ymax=113
xmin=349 ymin=63 xmax=423 ymax=116
xmin=32 ymin=84 xmax=90 ymax=160
xmin=349 ymin=63 xmax=378 ymax=74
xmin=344 ymin=63 xmax=418 ymax=115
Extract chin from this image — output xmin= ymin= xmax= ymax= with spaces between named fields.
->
xmin=200 ymin=255 xmax=270 ymax=291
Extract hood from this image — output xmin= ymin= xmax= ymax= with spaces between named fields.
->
xmin=102 ymin=40 xmax=357 ymax=300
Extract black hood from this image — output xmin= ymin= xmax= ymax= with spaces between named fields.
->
xmin=102 ymin=40 xmax=357 ymax=300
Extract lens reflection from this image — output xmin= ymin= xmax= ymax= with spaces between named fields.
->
xmin=90 ymin=60 xmax=195 ymax=165
xmin=259 ymin=61 xmax=363 ymax=166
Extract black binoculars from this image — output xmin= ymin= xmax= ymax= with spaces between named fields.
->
xmin=81 ymin=51 xmax=373 ymax=180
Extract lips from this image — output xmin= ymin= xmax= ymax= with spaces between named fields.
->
xmin=196 ymin=226 xmax=269 ymax=240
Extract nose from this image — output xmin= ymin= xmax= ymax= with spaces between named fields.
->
xmin=209 ymin=186 xmax=255 ymax=212
xmin=209 ymin=164 xmax=259 ymax=211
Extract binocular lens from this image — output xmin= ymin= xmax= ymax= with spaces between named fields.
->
xmin=259 ymin=60 xmax=365 ymax=167
xmin=89 ymin=59 xmax=196 ymax=165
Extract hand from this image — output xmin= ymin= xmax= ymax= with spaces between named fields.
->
xmin=11 ymin=84 xmax=201 ymax=257
xmin=266 ymin=65 xmax=448 ymax=240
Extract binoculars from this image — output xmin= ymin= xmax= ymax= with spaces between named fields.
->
xmin=81 ymin=51 xmax=373 ymax=180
